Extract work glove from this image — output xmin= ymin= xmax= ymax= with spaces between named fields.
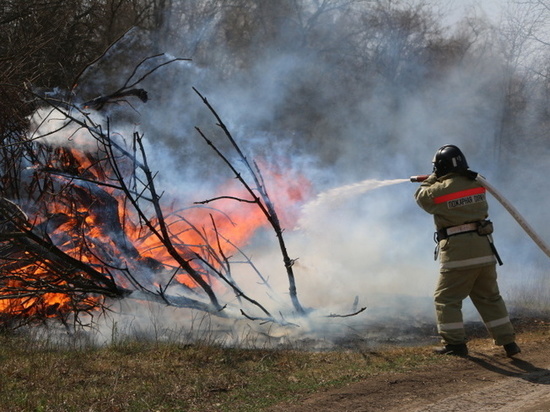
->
xmin=463 ymin=170 xmax=478 ymax=180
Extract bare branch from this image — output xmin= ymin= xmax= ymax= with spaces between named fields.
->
xmin=193 ymin=88 xmax=307 ymax=316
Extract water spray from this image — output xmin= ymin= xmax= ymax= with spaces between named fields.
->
xmin=410 ymin=174 xmax=550 ymax=259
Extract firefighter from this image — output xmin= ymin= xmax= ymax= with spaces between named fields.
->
xmin=414 ymin=144 xmax=521 ymax=357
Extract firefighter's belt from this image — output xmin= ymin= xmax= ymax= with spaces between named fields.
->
xmin=436 ymin=222 xmax=479 ymax=241
xmin=433 ymin=220 xmax=501 ymax=265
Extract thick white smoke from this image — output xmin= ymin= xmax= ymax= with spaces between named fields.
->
xmin=30 ymin=0 xmax=550 ymax=347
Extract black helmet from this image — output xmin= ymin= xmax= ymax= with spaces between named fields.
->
xmin=432 ymin=144 xmax=468 ymax=177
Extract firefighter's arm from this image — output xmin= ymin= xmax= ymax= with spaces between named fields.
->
xmin=414 ymin=173 xmax=438 ymax=214
xmin=419 ymin=173 xmax=438 ymax=186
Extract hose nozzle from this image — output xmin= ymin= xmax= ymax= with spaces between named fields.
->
xmin=410 ymin=175 xmax=429 ymax=183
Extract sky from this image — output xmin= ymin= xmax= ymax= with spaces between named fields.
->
xmin=440 ymin=0 xmax=504 ymax=26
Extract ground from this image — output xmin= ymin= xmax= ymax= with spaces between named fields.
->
xmin=269 ymin=328 xmax=550 ymax=411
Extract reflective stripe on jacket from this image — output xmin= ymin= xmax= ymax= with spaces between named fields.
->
xmin=415 ymin=172 xmax=496 ymax=271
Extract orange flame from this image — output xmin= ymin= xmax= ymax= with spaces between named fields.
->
xmin=0 ymin=147 xmax=313 ymax=321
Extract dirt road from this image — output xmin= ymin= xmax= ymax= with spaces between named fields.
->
xmin=269 ymin=332 xmax=550 ymax=411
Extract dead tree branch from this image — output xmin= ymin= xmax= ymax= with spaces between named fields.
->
xmin=193 ymin=87 xmax=307 ymax=316
xmin=81 ymin=54 xmax=190 ymax=110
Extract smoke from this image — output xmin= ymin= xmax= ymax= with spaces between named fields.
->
xmin=29 ymin=107 xmax=105 ymax=151
xmin=27 ymin=0 xmax=550 ymax=347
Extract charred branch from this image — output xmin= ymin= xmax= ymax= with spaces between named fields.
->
xmin=325 ymin=307 xmax=368 ymax=318
xmin=31 ymin=98 xmax=240 ymax=317
xmin=82 ymin=88 xmax=148 ymax=110
xmin=0 ymin=198 xmax=124 ymax=297
xmin=80 ymin=54 xmax=190 ymax=110
xmin=240 ymin=309 xmax=299 ymax=327
xmin=193 ymin=87 xmax=307 ymax=316
xmin=104 ymin=130 xmax=223 ymax=311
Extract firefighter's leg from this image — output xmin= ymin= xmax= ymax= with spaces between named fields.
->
xmin=434 ymin=268 xmax=477 ymax=345
xmin=469 ymin=265 xmax=515 ymax=346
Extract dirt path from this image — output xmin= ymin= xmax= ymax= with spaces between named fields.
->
xmin=269 ymin=333 xmax=550 ymax=411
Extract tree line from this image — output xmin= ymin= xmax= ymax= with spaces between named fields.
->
xmin=1 ymin=0 xmax=548 ymax=169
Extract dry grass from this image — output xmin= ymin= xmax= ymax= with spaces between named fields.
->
xmin=0 ymin=332 xmax=437 ymax=412
xmin=0 ymin=317 xmax=547 ymax=412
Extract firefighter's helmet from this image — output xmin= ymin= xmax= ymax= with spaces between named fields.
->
xmin=432 ymin=144 xmax=468 ymax=177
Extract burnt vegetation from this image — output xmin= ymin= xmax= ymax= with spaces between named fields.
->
xmin=0 ymin=0 xmax=549 ymax=329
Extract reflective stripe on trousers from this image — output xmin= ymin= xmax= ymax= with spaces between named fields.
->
xmin=437 ymin=322 xmax=464 ymax=333
xmin=440 ymin=255 xmax=496 ymax=270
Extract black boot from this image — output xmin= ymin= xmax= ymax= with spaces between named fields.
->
xmin=503 ymin=342 xmax=521 ymax=357
xmin=434 ymin=343 xmax=468 ymax=356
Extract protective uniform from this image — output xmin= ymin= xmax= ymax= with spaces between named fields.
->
xmin=415 ymin=145 xmax=519 ymax=357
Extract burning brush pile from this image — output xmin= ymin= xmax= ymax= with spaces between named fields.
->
xmin=0 ymin=61 xmax=350 ymax=332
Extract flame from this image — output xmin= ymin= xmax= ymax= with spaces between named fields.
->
xmin=0 ymin=146 xmax=312 ymax=322
xmin=0 ymin=264 xmax=96 ymax=320
xmin=255 ymin=157 xmax=314 ymax=228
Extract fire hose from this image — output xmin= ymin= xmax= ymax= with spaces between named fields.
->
xmin=410 ymin=174 xmax=550 ymax=259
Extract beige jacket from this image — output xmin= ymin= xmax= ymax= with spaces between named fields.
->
xmin=415 ymin=172 xmax=496 ymax=271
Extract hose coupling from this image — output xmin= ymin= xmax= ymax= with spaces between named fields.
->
xmin=410 ymin=175 xmax=429 ymax=183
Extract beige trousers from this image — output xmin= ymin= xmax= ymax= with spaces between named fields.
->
xmin=434 ymin=264 xmax=515 ymax=346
